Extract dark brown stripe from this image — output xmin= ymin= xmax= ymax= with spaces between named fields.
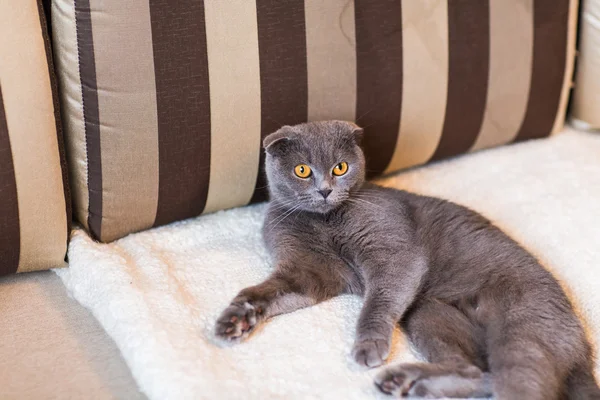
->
xmin=251 ymin=0 xmax=308 ymax=203
xmin=514 ymin=0 xmax=570 ymax=142
xmin=0 ymin=86 xmax=20 ymax=276
xmin=37 ymin=0 xmax=72 ymax=245
xmin=354 ymin=0 xmax=403 ymax=177
xmin=150 ymin=0 xmax=211 ymax=226
xmin=40 ymin=0 xmax=52 ymax=44
xmin=430 ymin=0 xmax=490 ymax=161
xmin=74 ymin=0 xmax=102 ymax=240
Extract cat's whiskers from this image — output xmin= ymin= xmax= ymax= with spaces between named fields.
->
xmin=354 ymin=194 xmax=380 ymax=205
xmin=356 ymin=188 xmax=384 ymax=196
xmin=353 ymin=197 xmax=384 ymax=208
xmin=348 ymin=197 xmax=385 ymax=211
xmin=353 ymin=192 xmax=386 ymax=204
xmin=269 ymin=199 xmax=300 ymax=212
xmin=354 ymin=192 xmax=381 ymax=200
xmin=267 ymin=205 xmax=298 ymax=228
xmin=266 ymin=204 xmax=303 ymax=234
xmin=269 ymin=203 xmax=295 ymax=213
xmin=353 ymin=191 xmax=382 ymax=201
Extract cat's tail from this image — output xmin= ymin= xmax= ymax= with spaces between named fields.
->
xmin=566 ymin=363 xmax=600 ymax=400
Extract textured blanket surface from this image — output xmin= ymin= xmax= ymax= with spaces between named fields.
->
xmin=57 ymin=128 xmax=600 ymax=400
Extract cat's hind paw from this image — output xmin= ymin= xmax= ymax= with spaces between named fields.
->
xmin=374 ymin=362 xmax=488 ymax=398
xmin=375 ymin=363 xmax=424 ymax=396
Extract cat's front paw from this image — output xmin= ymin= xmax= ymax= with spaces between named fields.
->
xmin=352 ymin=336 xmax=391 ymax=368
xmin=214 ymin=298 xmax=265 ymax=342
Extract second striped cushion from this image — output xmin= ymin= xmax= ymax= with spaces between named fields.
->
xmin=0 ymin=0 xmax=71 ymax=275
xmin=53 ymin=0 xmax=577 ymax=242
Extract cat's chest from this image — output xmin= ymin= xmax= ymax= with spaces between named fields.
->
xmin=306 ymin=216 xmax=368 ymax=262
xmin=298 ymin=220 xmax=365 ymax=293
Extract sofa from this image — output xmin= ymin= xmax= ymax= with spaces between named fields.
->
xmin=0 ymin=0 xmax=598 ymax=399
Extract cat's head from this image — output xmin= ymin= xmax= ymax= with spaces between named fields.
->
xmin=264 ymin=120 xmax=365 ymax=213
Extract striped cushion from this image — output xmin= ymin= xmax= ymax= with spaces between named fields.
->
xmin=53 ymin=0 xmax=577 ymax=243
xmin=571 ymin=0 xmax=600 ymax=129
xmin=0 ymin=0 xmax=71 ymax=275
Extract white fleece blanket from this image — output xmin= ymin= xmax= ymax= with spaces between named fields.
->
xmin=57 ymin=128 xmax=600 ymax=400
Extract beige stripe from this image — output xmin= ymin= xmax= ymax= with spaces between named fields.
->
xmin=471 ymin=0 xmax=533 ymax=151
xmin=52 ymin=0 xmax=89 ymax=230
xmin=571 ymin=0 xmax=600 ymax=128
xmin=203 ymin=0 xmax=262 ymax=213
xmin=552 ymin=0 xmax=580 ymax=135
xmin=385 ymin=1 xmax=448 ymax=173
xmin=0 ymin=0 xmax=68 ymax=272
xmin=304 ymin=0 xmax=356 ymax=122
xmin=90 ymin=0 xmax=160 ymax=241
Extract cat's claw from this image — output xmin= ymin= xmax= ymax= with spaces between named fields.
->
xmin=215 ymin=300 xmax=261 ymax=341
xmin=352 ymin=338 xmax=390 ymax=368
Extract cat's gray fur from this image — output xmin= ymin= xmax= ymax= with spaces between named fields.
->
xmin=215 ymin=121 xmax=599 ymax=399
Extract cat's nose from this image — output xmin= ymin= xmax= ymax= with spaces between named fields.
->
xmin=318 ymin=188 xmax=332 ymax=199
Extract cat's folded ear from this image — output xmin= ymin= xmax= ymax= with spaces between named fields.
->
xmin=348 ymin=122 xmax=364 ymax=146
xmin=264 ymin=125 xmax=294 ymax=156
xmin=352 ymin=126 xmax=364 ymax=146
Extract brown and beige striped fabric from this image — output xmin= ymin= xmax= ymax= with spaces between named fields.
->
xmin=0 ymin=0 xmax=71 ymax=276
xmin=53 ymin=0 xmax=577 ymax=243
xmin=571 ymin=0 xmax=600 ymax=129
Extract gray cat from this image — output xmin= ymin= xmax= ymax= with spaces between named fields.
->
xmin=215 ymin=121 xmax=599 ymax=399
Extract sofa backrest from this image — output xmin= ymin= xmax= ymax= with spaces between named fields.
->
xmin=0 ymin=0 xmax=71 ymax=276
xmin=571 ymin=0 xmax=600 ymax=129
xmin=52 ymin=0 xmax=578 ymax=242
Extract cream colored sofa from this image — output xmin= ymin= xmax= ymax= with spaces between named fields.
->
xmin=1 ymin=0 xmax=599 ymax=398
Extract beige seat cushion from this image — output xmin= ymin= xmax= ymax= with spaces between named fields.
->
xmin=55 ymin=127 xmax=600 ymax=399
xmin=0 ymin=271 xmax=145 ymax=400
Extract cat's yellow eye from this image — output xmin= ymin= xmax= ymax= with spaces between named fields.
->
xmin=294 ymin=164 xmax=312 ymax=178
xmin=332 ymin=162 xmax=348 ymax=176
